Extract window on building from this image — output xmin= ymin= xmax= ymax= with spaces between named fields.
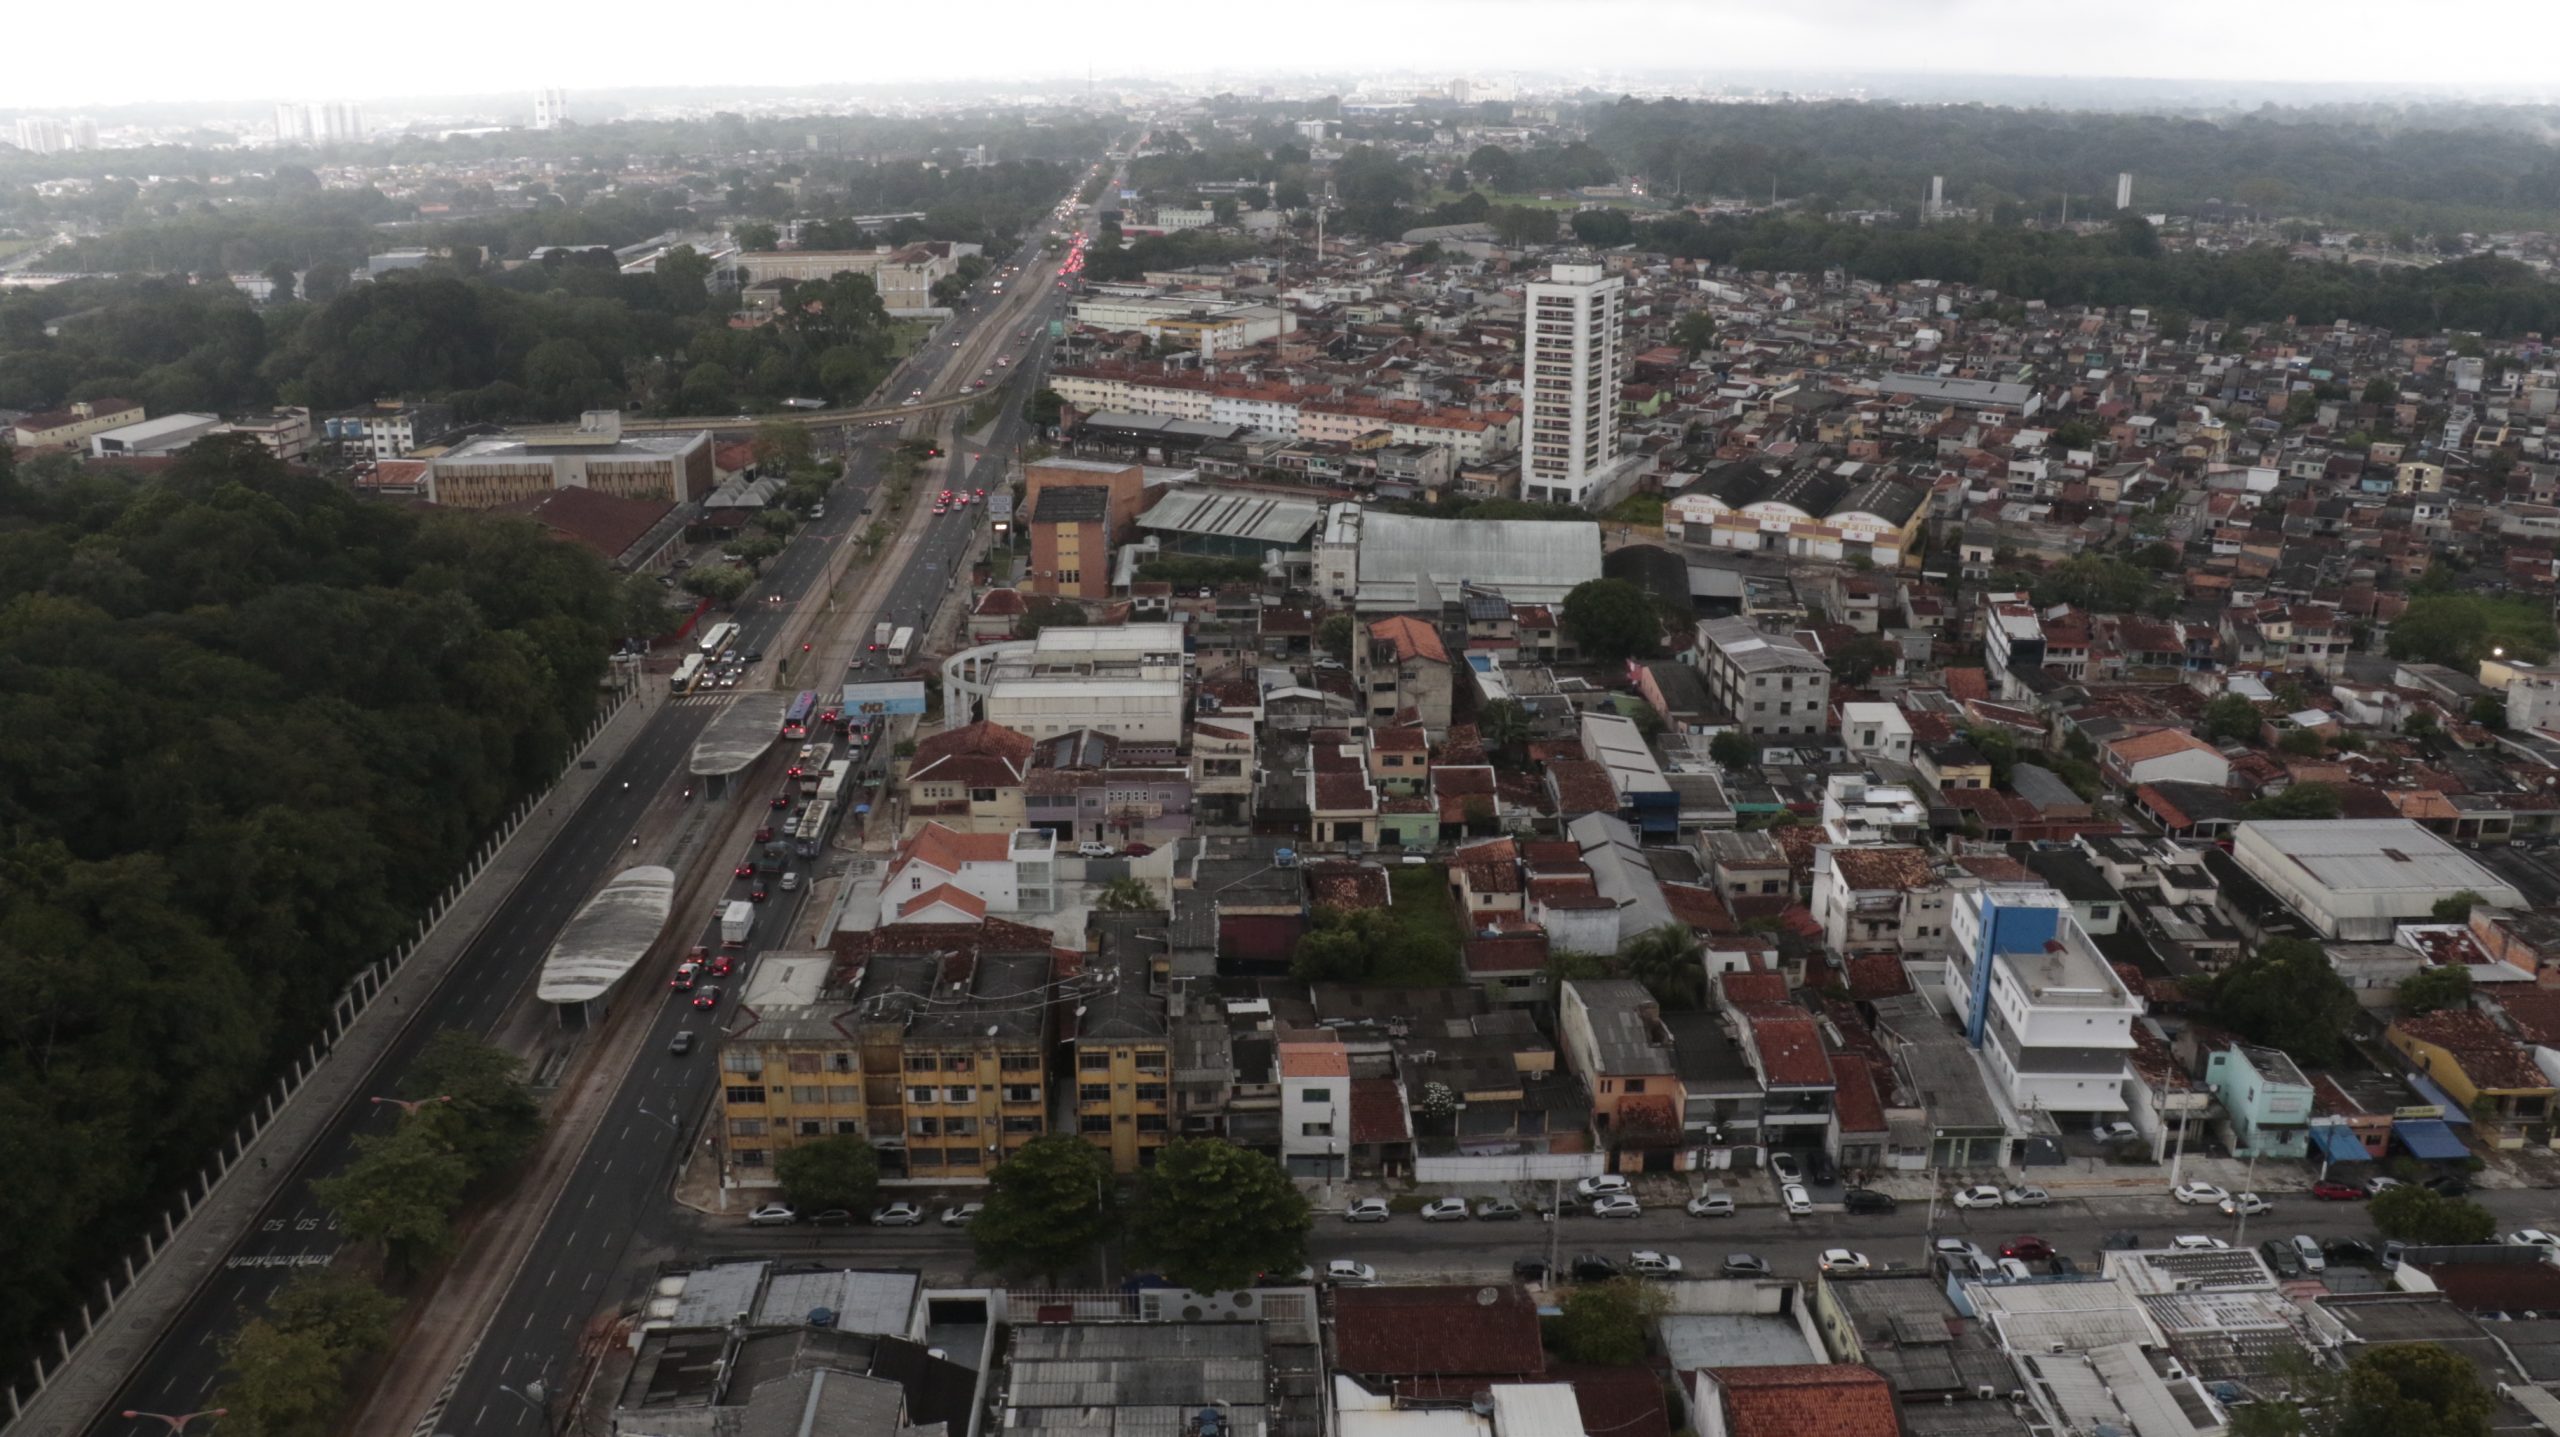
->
xmin=1302 ymin=1087 xmax=1331 ymax=1104
xmin=1080 ymin=1052 xmax=1111 ymax=1071
xmin=735 ymin=1148 xmax=767 ymax=1168
xmin=724 ymin=1051 xmax=765 ymax=1076
xmin=1137 ymin=1114 xmax=1169 ymax=1134
xmin=907 ymin=1086 xmax=935 ymax=1104
xmin=1136 ymin=1084 xmax=1166 ymax=1103
xmin=1081 ymin=1114 xmax=1113 ymax=1134
xmin=725 ymin=1086 xmax=766 ymax=1105
xmin=1080 ymin=1083 xmax=1110 ymax=1103
xmin=1135 ymin=1052 xmax=1167 ymax=1074
xmin=1005 ymin=1085 xmax=1040 ymax=1104
xmin=787 ymin=1053 xmax=822 ymax=1075
xmin=1004 ymin=1115 xmax=1042 ymax=1134
xmin=1300 ymin=1121 xmax=1333 ymax=1137
xmin=730 ymin=1118 xmax=766 ymax=1137
xmin=791 ymin=1085 xmax=823 ymax=1104
xmin=905 ymin=1055 xmax=936 ymax=1073
xmin=798 ymin=1119 xmax=823 ymax=1136
xmin=945 ymin=1086 xmax=975 ymax=1104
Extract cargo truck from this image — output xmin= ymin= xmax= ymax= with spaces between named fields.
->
xmin=720 ymin=900 xmax=755 ymax=946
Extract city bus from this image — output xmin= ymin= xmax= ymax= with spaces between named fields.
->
xmin=783 ymin=689 xmax=818 ymax=739
xmin=815 ymin=758 xmax=852 ymax=806
xmin=670 ymin=653 xmax=706 ymax=693
xmin=697 ymin=621 xmax=740 ymax=657
xmin=792 ymin=799 xmax=833 ymax=859
xmin=887 ymin=626 xmax=915 ymax=665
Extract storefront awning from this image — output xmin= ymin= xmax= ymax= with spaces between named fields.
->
xmin=2393 ymin=1118 xmax=2471 ymax=1163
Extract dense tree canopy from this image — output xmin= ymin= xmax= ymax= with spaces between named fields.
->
xmin=1560 ymin=578 xmax=1663 ymax=664
xmin=971 ymin=1135 xmax=1118 ymax=1281
xmin=0 ymin=437 xmax=623 ymax=1368
xmin=1128 ymin=1139 xmax=1310 ymax=1293
xmin=2199 ymin=938 xmax=2360 ymax=1065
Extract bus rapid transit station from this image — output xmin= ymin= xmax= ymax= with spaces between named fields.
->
xmin=534 ymin=865 xmax=677 ymax=1030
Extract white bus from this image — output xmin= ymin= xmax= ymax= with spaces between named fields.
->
xmin=698 ymin=621 xmax=740 ymax=657
xmin=887 ymin=626 xmax=915 ymax=664
xmin=815 ymin=759 xmax=852 ymax=806
xmin=670 ymin=653 xmax=706 ymax=693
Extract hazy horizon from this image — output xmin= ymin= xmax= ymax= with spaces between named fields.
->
xmin=9 ymin=0 xmax=2558 ymax=115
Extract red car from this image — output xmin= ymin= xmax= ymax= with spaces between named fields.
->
xmin=709 ymin=954 xmax=734 ymax=977
xmin=754 ymin=826 xmax=774 ymax=843
xmin=2000 ymin=1236 xmax=2054 ymax=1262
xmin=690 ymin=985 xmax=723 ymax=1009
xmin=734 ymin=862 xmax=757 ymax=879
xmin=749 ymin=887 xmax=769 ymax=903
xmin=1124 ymin=842 xmax=1155 ymax=857
xmin=769 ymin=794 xmax=790 ymax=809
xmin=2311 ymin=1180 xmax=2367 ymax=1201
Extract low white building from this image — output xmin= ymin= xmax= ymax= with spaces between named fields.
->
xmin=89 ymin=412 xmax=220 ymax=458
xmin=1279 ymin=1033 xmax=1350 ymax=1180
xmin=1820 ymin=773 xmax=1929 ymax=847
xmin=1840 ymin=703 xmax=1913 ymax=765
xmin=2229 ymin=818 xmax=2525 ymax=941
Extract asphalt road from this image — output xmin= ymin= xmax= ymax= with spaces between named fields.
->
xmin=652 ymin=1178 xmax=2560 ymax=1291
xmin=80 ymin=195 xmax=1085 ymax=1437
xmin=434 ymin=208 xmax=1081 ymax=1435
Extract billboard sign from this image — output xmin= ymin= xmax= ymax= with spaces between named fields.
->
xmin=837 ymin=680 xmax=927 ymax=716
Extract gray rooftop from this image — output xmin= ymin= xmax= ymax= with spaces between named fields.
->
xmin=1137 ymin=488 xmax=1323 ymax=546
xmin=1322 ymin=503 xmax=1602 ymax=610
xmin=536 ymin=866 xmax=675 ymax=1003
xmin=751 ymin=1269 xmax=919 ymax=1334
xmin=671 ymin=1260 xmax=771 ymax=1329
xmin=2237 ymin=818 xmax=2523 ymax=901
xmin=693 ymin=691 xmax=793 ymax=777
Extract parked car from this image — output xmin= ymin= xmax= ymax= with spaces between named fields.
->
xmin=2101 ymin=1231 xmax=2145 ymax=1251
xmin=1324 ymin=1260 xmax=1379 ymax=1285
xmin=1768 ymin=1154 xmax=1803 ymax=1185
xmin=941 ymin=1203 xmax=983 ymax=1227
xmin=808 ymin=1209 xmax=856 ymax=1227
xmin=2425 ymin=1173 xmax=2473 ymax=1197
xmin=1720 ymin=1253 xmax=1772 ymax=1277
xmin=2219 ymin=1192 xmax=2273 ymax=1218
xmin=2172 ymin=1180 xmax=2230 ymax=1206
xmin=1996 ymin=1258 xmax=2035 ymax=1281
xmin=1818 ymin=1249 xmax=1871 ymax=1274
xmin=2002 ymin=1236 xmax=2055 ymax=1262
xmin=1952 ymin=1184 xmax=2005 ymax=1210
xmin=1808 ymin=1149 xmax=1837 ymax=1186
xmin=2506 ymin=1229 xmax=2560 ymax=1250
xmin=1780 ymin=1184 xmax=1813 ymax=1216
xmin=2004 ymin=1185 xmax=2052 ymax=1208
xmin=2258 ymin=1241 xmax=2306 ymax=1278
xmin=1842 ymin=1188 xmax=1898 ymax=1215
xmin=2046 ymin=1255 xmax=2080 ymax=1276
xmin=1686 ymin=1191 xmax=1737 ymax=1218
xmin=2093 ymin=1120 xmax=2140 ymax=1144
xmin=2364 ymin=1176 xmax=2405 ymax=1196
xmin=1591 ymin=1194 xmax=1643 ymax=1219
xmin=2310 ymin=1180 xmax=2366 ymax=1201
xmin=1570 ymin=1253 xmax=1620 ymax=1282
xmin=871 ymin=1202 xmax=925 ymax=1227
xmin=1343 ymin=1198 xmax=1391 ymax=1223
xmin=1420 ymin=1198 xmax=1471 ymax=1222
xmin=1575 ymin=1175 xmax=1633 ymax=1199
xmin=2291 ymin=1234 xmax=2327 ymax=1272
xmin=1075 ymin=840 xmax=1116 ymax=859
xmin=2379 ymin=1239 xmax=2406 ymax=1271
xmin=1627 ymin=1250 xmax=1684 ymax=1278
xmin=747 ymin=1203 xmax=797 ymax=1227
xmin=1934 ymin=1237 xmax=1990 ymax=1269
xmin=2325 ymin=1238 xmax=2376 ymax=1263
xmin=2171 ymin=1234 xmax=2230 ymax=1251
xmin=1473 ymin=1198 xmax=1523 ymax=1221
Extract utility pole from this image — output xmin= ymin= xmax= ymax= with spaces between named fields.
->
xmin=1545 ymin=1177 xmax=1562 ymax=1281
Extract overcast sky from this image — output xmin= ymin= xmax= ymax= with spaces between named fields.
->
xmin=12 ymin=0 xmax=2556 ymax=111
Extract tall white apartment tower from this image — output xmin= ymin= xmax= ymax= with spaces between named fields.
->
xmin=534 ymin=89 xmax=568 ymax=130
xmin=1522 ymin=260 xmax=1624 ymax=507
xmin=273 ymin=103 xmax=314 ymax=145
xmin=14 ymin=117 xmax=67 ymax=154
xmin=2116 ymin=172 xmax=2133 ymax=210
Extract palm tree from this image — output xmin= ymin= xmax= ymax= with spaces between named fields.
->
xmin=1478 ymin=699 xmax=1529 ymax=759
xmin=1616 ymin=923 xmax=1705 ymax=1010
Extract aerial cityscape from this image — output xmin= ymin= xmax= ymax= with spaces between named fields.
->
xmin=11 ymin=9 xmax=2560 ymax=1436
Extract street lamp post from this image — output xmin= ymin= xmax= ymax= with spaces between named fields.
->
xmin=121 ymin=1413 xmax=227 ymax=1434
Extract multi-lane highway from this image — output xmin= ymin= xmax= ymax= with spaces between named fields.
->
xmin=75 ymin=176 xmax=1095 ymax=1437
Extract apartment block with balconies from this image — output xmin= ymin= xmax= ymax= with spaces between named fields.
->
xmin=1070 ymin=913 xmax=1174 ymax=1172
xmin=1944 ymin=885 xmax=2141 ymax=1121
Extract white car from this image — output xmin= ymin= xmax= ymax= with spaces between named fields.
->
xmin=1685 ymin=1192 xmax=1736 ymax=1218
xmin=2507 ymin=1229 xmax=2560 ymax=1250
xmin=1951 ymin=1184 xmax=2005 ymax=1210
xmin=1934 ymin=1237 xmax=1990 ymax=1267
xmin=1590 ymin=1194 xmax=1643 ymax=1219
xmin=2365 ymin=1176 xmax=2405 ymax=1196
xmin=2171 ymin=1234 xmax=2230 ymax=1251
xmin=1768 ymin=1153 xmax=1803 ymax=1185
xmin=1626 ymin=1250 xmax=1683 ymax=1278
xmin=1818 ymin=1248 xmax=1871 ymax=1274
xmin=2004 ymin=1185 xmax=2052 ymax=1208
xmin=871 ymin=1202 xmax=924 ymax=1227
xmin=1076 ymin=840 xmax=1116 ymax=858
xmin=746 ymin=1202 xmax=798 ymax=1227
xmin=1781 ymin=1183 xmax=1813 ymax=1216
xmin=1344 ymin=1198 xmax=1391 ymax=1223
xmin=940 ymin=1202 xmax=983 ymax=1227
xmin=2172 ymin=1181 xmax=2230 ymax=1206
xmin=1324 ymin=1259 xmax=1379 ymax=1285
xmin=1420 ymin=1198 xmax=1471 ymax=1222
xmin=2219 ymin=1192 xmax=2273 ymax=1218
xmin=1575 ymin=1175 xmax=1633 ymax=1199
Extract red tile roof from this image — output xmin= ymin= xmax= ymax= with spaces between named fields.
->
xmin=1331 ymin=1285 xmax=1545 ymax=1379
xmin=1740 ymin=1008 xmax=1834 ymax=1089
xmin=1843 ymin=954 xmax=1911 ymax=1000
xmin=1719 ymin=971 xmax=1789 ymax=1007
xmin=897 ymin=883 xmax=989 ymax=920
xmin=1349 ymin=1077 xmax=1411 ymax=1145
xmin=1548 ymin=759 xmax=1619 ymax=814
xmin=1702 ymin=1364 xmax=1899 ymax=1437
xmin=1465 ymin=933 xmax=1550 ymax=975
xmin=1368 ymin=614 xmax=1449 ymax=665
xmin=502 ymin=484 xmax=673 ymax=561
xmin=2394 ymin=1008 xmax=2549 ymax=1090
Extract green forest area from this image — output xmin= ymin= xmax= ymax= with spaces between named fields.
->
xmin=0 ymin=436 xmax=627 ymax=1367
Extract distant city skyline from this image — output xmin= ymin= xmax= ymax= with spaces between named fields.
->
xmin=5 ymin=0 xmax=2557 ymax=112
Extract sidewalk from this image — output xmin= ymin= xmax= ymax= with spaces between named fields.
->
xmin=3 ymin=682 xmax=660 ymax=1437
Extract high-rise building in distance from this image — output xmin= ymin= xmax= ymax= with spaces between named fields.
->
xmin=534 ymin=89 xmax=568 ymax=130
xmin=275 ymin=101 xmax=363 ymax=146
xmin=14 ymin=116 xmax=68 ymax=154
xmin=1522 ymin=260 xmax=1626 ymax=508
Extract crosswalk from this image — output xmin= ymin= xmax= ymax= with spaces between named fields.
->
xmin=670 ymin=693 xmax=735 ymax=708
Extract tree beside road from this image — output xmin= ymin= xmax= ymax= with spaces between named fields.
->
xmin=971 ymin=1136 xmax=1117 ymax=1282
xmin=775 ymin=1135 xmax=881 ymax=1215
xmin=1129 ymin=1139 xmax=1310 ymax=1293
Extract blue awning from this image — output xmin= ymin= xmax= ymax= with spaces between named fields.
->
xmin=2309 ymin=1124 xmax=2369 ymax=1164
xmin=2406 ymin=1073 xmax=2473 ymax=1126
xmin=2394 ymin=1118 xmax=2471 ymax=1162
